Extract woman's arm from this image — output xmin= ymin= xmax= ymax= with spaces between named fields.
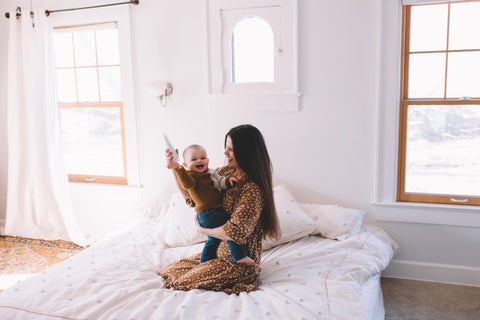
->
xmin=194 ymin=182 xmax=261 ymax=242
xmin=195 ymin=221 xmax=233 ymax=241
xmin=195 ymin=181 xmax=263 ymax=243
xmin=223 ymin=182 xmax=263 ymax=245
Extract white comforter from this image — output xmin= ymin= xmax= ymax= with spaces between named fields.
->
xmin=0 ymin=221 xmax=398 ymax=320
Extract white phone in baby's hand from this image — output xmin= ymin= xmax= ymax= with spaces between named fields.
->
xmin=163 ymin=133 xmax=180 ymax=162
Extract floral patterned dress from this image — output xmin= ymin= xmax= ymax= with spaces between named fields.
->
xmin=160 ymin=167 xmax=264 ymax=294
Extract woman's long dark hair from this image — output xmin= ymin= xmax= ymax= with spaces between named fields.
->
xmin=225 ymin=124 xmax=280 ymax=240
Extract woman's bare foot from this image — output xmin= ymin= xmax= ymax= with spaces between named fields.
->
xmin=236 ymin=256 xmax=255 ymax=265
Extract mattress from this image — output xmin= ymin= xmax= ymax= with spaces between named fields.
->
xmin=0 ymin=220 xmax=397 ymax=319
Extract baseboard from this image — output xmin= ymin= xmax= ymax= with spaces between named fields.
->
xmin=382 ymin=259 xmax=480 ymax=287
xmin=0 ymin=218 xmax=4 ymax=234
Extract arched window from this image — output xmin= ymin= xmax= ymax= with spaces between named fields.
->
xmin=207 ymin=0 xmax=299 ymax=111
xmin=231 ymin=16 xmax=274 ymax=83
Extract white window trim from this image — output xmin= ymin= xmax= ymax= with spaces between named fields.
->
xmin=373 ymin=0 xmax=480 ymax=227
xmin=206 ymin=0 xmax=301 ymax=111
xmin=51 ymin=6 xmax=140 ymax=186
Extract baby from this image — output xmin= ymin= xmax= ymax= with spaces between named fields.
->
xmin=167 ymin=144 xmax=255 ymax=265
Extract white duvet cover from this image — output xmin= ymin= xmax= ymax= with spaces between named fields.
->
xmin=0 ymin=221 xmax=398 ymax=320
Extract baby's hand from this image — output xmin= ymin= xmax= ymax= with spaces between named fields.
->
xmin=229 ymin=176 xmax=239 ymax=186
xmin=165 ymin=148 xmax=180 ymax=169
xmin=186 ymin=198 xmax=196 ymax=207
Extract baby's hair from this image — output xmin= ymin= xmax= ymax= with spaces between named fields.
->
xmin=182 ymin=144 xmax=207 ymax=159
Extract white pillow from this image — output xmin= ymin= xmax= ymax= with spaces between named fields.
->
xmin=298 ymin=202 xmax=365 ymax=240
xmin=262 ymin=185 xmax=317 ymax=250
xmin=163 ymin=193 xmax=206 ymax=248
xmin=162 ymin=186 xmax=318 ymax=249
xmin=141 ymin=198 xmax=169 ymax=221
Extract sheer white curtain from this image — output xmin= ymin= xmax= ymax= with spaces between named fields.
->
xmin=5 ymin=8 xmax=87 ymax=246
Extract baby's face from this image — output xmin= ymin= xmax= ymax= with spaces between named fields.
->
xmin=183 ymin=147 xmax=209 ymax=173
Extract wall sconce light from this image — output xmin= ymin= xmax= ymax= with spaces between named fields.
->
xmin=146 ymin=81 xmax=173 ymax=107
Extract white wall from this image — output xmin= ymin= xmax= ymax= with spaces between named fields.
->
xmin=0 ymin=0 xmax=478 ymax=286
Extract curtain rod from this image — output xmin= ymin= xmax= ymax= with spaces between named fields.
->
xmin=5 ymin=0 xmax=139 ymax=19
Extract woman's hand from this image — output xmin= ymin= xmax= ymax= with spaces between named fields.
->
xmin=165 ymin=148 xmax=180 ymax=169
xmin=194 ymin=218 xmax=234 ymax=241
xmin=194 ymin=217 xmax=206 ymax=233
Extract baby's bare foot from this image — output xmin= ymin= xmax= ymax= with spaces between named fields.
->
xmin=237 ymin=256 xmax=255 ymax=265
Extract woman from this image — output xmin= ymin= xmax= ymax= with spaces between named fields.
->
xmin=160 ymin=124 xmax=280 ymax=294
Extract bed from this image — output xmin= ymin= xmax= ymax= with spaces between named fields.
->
xmin=0 ymin=185 xmax=398 ymax=319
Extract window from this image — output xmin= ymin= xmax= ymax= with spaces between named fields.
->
xmin=54 ymin=24 xmax=126 ymax=184
xmin=52 ymin=7 xmax=139 ymax=186
xmin=398 ymin=1 xmax=480 ymax=206
xmin=231 ymin=16 xmax=274 ymax=84
xmin=221 ymin=7 xmax=280 ymax=94
xmin=207 ymin=0 xmax=300 ymax=111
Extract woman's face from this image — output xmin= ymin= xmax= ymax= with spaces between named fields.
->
xmin=224 ymin=136 xmax=238 ymax=169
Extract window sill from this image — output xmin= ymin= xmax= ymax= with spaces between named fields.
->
xmin=372 ymin=201 xmax=480 ymax=228
xmin=207 ymin=93 xmax=301 ymax=111
xmin=69 ymin=182 xmax=143 ymax=190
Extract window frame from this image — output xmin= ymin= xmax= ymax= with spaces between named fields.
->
xmin=51 ymin=6 xmax=140 ymax=186
xmin=206 ymin=0 xmax=300 ymax=111
xmin=221 ymin=7 xmax=280 ymax=94
xmin=397 ymin=3 xmax=480 ymax=206
xmin=57 ymin=103 xmax=128 ymax=185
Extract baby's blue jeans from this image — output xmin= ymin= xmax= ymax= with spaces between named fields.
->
xmin=196 ymin=207 xmax=247 ymax=263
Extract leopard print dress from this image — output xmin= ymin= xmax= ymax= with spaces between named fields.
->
xmin=160 ymin=167 xmax=264 ymax=294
